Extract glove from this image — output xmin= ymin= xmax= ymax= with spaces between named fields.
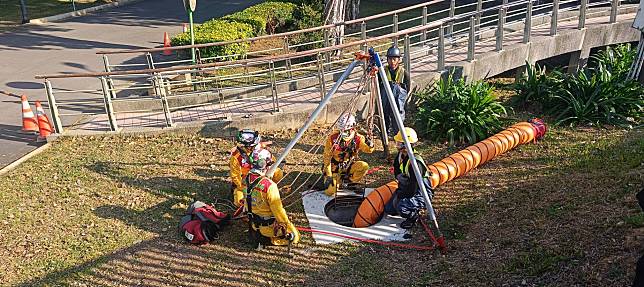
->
xmin=365 ymin=137 xmax=374 ymax=148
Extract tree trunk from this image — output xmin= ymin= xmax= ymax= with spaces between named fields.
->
xmin=346 ymin=0 xmax=360 ymax=22
xmin=324 ymin=0 xmax=346 ymax=54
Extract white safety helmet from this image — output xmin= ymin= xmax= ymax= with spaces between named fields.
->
xmin=336 ymin=113 xmax=356 ymax=131
xmin=250 ymin=147 xmax=272 ymax=171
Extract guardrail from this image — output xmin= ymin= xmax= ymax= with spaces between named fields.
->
xmin=35 ymin=0 xmax=632 ymax=133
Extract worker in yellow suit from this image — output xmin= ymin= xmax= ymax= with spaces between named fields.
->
xmin=229 ymin=129 xmax=283 ymax=207
xmin=322 ymin=113 xmax=375 ymax=196
xmin=245 ymin=147 xmax=300 ymax=249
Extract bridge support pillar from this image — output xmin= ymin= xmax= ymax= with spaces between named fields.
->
xmin=567 ymin=49 xmax=590 ymax=74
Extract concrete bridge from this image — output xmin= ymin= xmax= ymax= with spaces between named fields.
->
xmin=35 ymin=0 xmax=641 ymax=137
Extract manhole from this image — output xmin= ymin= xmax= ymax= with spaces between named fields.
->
xmin=324 ymin=195 xmax=383 ymax=227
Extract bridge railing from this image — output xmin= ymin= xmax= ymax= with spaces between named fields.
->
xmin=35 ymin=0 xmax=632 ymax=133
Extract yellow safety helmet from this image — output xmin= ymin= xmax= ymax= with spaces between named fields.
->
xmin=394 ymin=127 xmax=418 ymax=144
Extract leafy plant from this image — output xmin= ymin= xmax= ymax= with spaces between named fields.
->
xmin=550 ymin=69 xmax=643 ymax=126
xmin=514 ymin=61 xmax=562 ymax=107
xmin=415 ymin=74 xmax=507 ymax=144
xmin=288 ymin=3 xmax=324 ymax=51
xmin=588 ymin=44 xmax=636 ymax=80
xmin=222 ymin=1 xmax=297 ymax=35
xmin=171 ymin=20 xmax=254 ymax=61
xmin=513 ymin=44 xmax=643 ymax=127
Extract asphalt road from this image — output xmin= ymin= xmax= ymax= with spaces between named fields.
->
xmin=0 ymin=0 xmax=262 ymax=168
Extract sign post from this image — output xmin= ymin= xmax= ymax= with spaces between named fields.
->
xmin=183 ymin=0 xmax=197 ymax=64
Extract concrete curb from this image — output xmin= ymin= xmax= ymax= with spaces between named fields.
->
xmin=29 ymin=0 xmax=145 ymax=24
xmin=0 ymin=142 xmax=52 ymax=177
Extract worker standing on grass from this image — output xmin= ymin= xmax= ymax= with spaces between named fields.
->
xmin=229 ymin=129 xmax=283 ymax=207
xmin=379 ymin=45 xmax=411 ymax=137
xmin=322 ymin=113 xmax=375 ymax=196
xmin=244 ymin=147 xmax=300 ymax=250
xmin=384 ymin=127 xmax=433 ymax=229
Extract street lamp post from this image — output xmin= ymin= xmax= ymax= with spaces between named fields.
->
xmin=183 ymin=0 xmax=197 ymax=64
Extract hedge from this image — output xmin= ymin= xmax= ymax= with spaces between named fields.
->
xmin=222 ymin=1 xmax=297 ymax=35
xmin=170 ymin=1 xmax=300 ymax=60
xmin=170 ymin=20 xmax=254 ymax=61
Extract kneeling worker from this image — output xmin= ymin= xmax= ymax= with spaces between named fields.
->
xmin=229 ymin=129 xmax=283 ymax=207
xmin=385 ymin=127 xmax=433 ymax=229
xmin=322 ymin=113 xmax=375 ymax=196
xmin=245 ymin=147 xmax=300 ymax=249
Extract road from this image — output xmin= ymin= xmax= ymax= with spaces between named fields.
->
xmin=0 ymin=0 xmax=262 ymax=168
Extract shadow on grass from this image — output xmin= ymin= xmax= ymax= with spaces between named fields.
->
xmin=14 ymin=127 xmax=643 ymax=286
xmin=305 ymin=128 xmax=643 ymax=286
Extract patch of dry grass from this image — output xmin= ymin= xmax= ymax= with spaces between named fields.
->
xmin=0 ymin=84 xmax=642 ymax=286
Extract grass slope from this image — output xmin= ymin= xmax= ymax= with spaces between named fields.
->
xmin=0 ymin=85 xmax=642 ymax=286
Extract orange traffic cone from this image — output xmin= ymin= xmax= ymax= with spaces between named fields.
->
xmin=163 ymin=32 xmax=172 ymax=56
xmin=35 ymin=101 xmax=53 ymax=142
xmin=21 ymin=95 xmax=38 ymax=134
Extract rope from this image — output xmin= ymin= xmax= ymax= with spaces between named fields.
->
xmin=276 ymin=69 xmax=374 ymax=200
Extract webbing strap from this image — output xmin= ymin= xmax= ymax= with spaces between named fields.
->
xmin=245 ymin=175 xmax=264 ymax=217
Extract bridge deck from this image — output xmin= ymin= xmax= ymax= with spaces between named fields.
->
xmin=75 ymin=11 xmax=636 ymax=133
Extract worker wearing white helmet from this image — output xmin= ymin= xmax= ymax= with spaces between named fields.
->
xmin=322 ymin=113 xmax=375 ymax=196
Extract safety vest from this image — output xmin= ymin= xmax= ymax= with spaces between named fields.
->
xmin=385 ymin=66 xmax=405 ymax=85
xmin=399 ymin=153 xmax=429 ymax=179
xmin=330 ymin=132 xmax=361 ymax=163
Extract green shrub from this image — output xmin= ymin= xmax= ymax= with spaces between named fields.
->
xmin=514 ymin=44 xmax=643 ymax=127
xmin=222 ymin=1 xmax=296 ymax=35
xmin=415 ymin=74 xmax=507 ymax=144
xmin=171 ymin=20 xmax=254 ymax=60
xmin=588 ymin=44 xmax=636 ymax=80
xmin=288 ymin=3 xmax=324 ymax=51
xmin=514 ymin=62 xmax=562 ymax=107
xmin=550 ymin=69 xmax=643 ymax=126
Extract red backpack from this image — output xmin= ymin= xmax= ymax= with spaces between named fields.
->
xmin=179 ymin=201 xmax=230 ymax=245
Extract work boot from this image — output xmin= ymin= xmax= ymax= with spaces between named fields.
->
xmin=400 ymin=213 xmax=419 ymax=229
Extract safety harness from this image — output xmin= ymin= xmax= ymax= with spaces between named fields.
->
xmin=236 ymin=146 xmax=253 ymax=169
xmin=245 ymin=174 xmax=275 ymax=227
xmin=330 ymin=133 xmax=361 ymax=172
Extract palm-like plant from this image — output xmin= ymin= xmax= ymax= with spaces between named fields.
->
xmin=415 ymin=74 xmax=507 ymax=144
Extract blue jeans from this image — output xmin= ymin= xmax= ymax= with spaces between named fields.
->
xmin=381 ymin=84 xmax=408 ymax=136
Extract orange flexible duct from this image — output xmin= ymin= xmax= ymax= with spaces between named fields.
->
xmin=426 ymin=119 xmax=546 ymax=188
xmin=353 ymin=119 xmax=546 ymax=228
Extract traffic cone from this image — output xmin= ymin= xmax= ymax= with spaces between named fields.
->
xmin=163 ymin=32 xmax=172 ymax=56
xmin=20 ymin=95 xmax=38 ymax=134
xmin=35 ymin=101 xmax=53 ymax=142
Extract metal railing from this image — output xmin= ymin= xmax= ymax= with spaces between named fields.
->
xmin=35 ymin=0 xmax=634 ymax=133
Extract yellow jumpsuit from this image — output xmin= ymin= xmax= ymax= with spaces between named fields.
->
xmin=323 ymin=131 xmax=375 ymax=195
xmin=245 ymin=172 xmax=300 ymax=245
xmin=229 ymin=146 xmax=283 ymax=206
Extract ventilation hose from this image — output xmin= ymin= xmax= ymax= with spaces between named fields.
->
xmin=352 ymin=119 xmax=546 ymax=228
